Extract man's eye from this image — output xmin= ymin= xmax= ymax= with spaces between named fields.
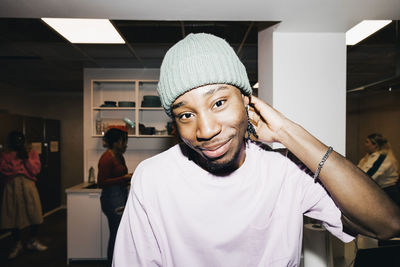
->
xmin=214 ymin=100 xmax=226 ymax=108
xmin=179 ymin=113 xmax=193 ymax=120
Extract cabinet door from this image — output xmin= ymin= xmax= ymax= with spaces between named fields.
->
xmin=25 ymin=116 xmax=61 ymax=214
xmin=43 ymin=119 xmax=61 ymax=212
xmin=67 ymin=192 xmax=103 ymax=259
xmin=101 ymin=211 xmax=110 ymax=258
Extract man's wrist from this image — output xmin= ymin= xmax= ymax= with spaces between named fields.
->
xmin=275 ymin=119 xmax=297 ymax=147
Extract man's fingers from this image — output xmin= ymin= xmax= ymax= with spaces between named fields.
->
xmin=249 ymin=95 xmax=276 ymax=116
xmin=249 ymin=95 xmax=268 ymax=111
xmin=248 ymin=108 xmax=261 ymax=126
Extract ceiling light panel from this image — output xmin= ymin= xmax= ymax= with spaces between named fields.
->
xmin=41 ymin=18 xmax=125 ymax=44
xmin=346 ymin=20 xmax=391 ymax=46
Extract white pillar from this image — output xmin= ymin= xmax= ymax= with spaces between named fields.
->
xmin=258 ymin=28 xmax=352 ymax=265
xmin=258 ymin=29 xmax=346 ymax=155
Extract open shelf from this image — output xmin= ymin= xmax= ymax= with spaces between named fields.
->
xmin=90 ymin=79 xmax=172 ymax=138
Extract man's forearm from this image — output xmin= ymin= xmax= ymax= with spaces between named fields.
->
xmin=278 ymin=120 xmax=400 ymax=239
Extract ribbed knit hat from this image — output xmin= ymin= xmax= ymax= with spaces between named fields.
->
xmin=157 ymin=33 xmax=252 ymax=117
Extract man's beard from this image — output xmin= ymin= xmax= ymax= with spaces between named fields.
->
xmin=199 ymin=139 xmax=247 ymax=176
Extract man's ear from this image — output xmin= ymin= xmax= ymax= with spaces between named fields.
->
xmin=242 ymin=94 xmax=250 ymax=107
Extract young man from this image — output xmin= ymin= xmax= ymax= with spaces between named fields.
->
xmin=113 ymin=33 xmax=400 ymax=266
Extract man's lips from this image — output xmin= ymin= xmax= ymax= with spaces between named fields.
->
xmin=200 ymin=139 xmax=232 ymax=159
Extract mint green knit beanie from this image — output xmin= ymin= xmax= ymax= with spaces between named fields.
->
xmin=157 ymin=33 xmax=252 ymax=117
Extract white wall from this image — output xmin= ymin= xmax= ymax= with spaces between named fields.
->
xmin=258 ymin=26 xmax=275 ymax=105
xmin=258 ymin=29 xmax=346 ymax=155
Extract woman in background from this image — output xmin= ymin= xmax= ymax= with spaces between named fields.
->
xmin=98 ymin=128 xmax=132 ymax=266
xmin=0 ymin=131 xmax=47 ymax=260
xmin=358 ymin=133 xmax=400 ymax=205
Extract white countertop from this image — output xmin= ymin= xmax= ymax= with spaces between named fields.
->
xmin=65 ymin=182 xmax=102 ymax=193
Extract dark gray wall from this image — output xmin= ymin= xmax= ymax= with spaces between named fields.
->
xmin=347 ymin=90 xmax=400 ymax=165
xmin=0 ymin=85 xmax=83 ymax=206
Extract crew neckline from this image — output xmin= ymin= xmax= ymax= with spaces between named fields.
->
xmin=175 ymin=141 xmax=256 ymax=185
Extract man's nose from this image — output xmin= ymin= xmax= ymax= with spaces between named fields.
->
xmin=196 ymin=113 xmax=221 ymax=141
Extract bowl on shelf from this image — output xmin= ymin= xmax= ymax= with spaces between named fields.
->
xmin=118 ymin=101 xmax=135 ymax=107
xmin=143 ymin=95 xmax=159 ymax=101
xmin=139 ymin=125 xmax=155 ymax=135
xmin=101 ymin=101 xmax=117 ymax=107
xmin=141 ymin=95 xmax=161 ymax=107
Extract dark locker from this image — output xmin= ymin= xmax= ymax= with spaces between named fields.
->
xmin=24 ymin=116 xmax=62 ymax=214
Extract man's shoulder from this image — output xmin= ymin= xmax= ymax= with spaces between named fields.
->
xmin=136 ymin=144 xmax=183 ymax=174
xmin=142 ymin=143 xmax=179 ymax=161
xmin=131 ymin=144 xmax=188 ymax=195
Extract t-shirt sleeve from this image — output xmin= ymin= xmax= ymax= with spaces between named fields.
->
xmin=24 ymin=150 xmax=41 ymax=176
xmin=291 ymin=160 xmax=355 ymax=243
xmin=113 ymin=164 xmax=162 ymax=267
xmin=0 ymin=152 xmax=13 ymax=177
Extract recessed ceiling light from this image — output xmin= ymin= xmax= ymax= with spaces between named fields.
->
xmin=41 ymin=18 xmax=125 ymax=44
xmin=346 ymin=20 xmax=391 ymax=46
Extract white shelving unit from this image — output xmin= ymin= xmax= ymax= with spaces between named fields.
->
xmin=83 ymin=68 xmax=175 ymax=183
xmin=79 ymin=69 xmax=176 ymax=262
xmin=91 ymin=79 xmax=172 ymax=138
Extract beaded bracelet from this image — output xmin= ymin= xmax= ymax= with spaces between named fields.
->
xmin=313 ymin=146 xmax=333 ymax=182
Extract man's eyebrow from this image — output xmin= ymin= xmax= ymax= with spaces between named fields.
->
xmin=171 ymin=85 xmax=230 ymax=111
xmin=204 ymin=85 xmax=230 ymax=96
xmin=171 ymin=101 xmax=185 ymax=110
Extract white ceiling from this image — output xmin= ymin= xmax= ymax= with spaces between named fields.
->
xmin=0 ymin=1 xmax=398 ymax=94
xmin=1 ymin=0 xmax=400 ymax=32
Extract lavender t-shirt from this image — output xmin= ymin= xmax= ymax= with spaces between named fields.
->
xmin=113 ymin=142 xmax=353 ymax=267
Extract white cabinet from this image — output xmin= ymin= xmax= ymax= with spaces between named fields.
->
xmin=91 ymin=79 xmax=172 ymax=138
xmin=66 ymin=184 xmax=109 ymax=263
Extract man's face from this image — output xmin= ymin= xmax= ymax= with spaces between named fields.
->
xmin=171 ymin=84 xmax=249 ymax=174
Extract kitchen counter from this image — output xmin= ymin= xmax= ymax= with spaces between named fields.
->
xmin=65 ymin=182 xmax=101 ymax=193
xmin=66 ymin=182 xmax=108 ymax=263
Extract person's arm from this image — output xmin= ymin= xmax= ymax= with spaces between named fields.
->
xmin=98 ymin=153 xmax=131 ymax=187
xmin=248 ymin=95 xmax=400 ymax=239
xmin=101 ymin=172 xmax=131 ymax=186
xmin=24 ymin=150 xmax=41 ymax=176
